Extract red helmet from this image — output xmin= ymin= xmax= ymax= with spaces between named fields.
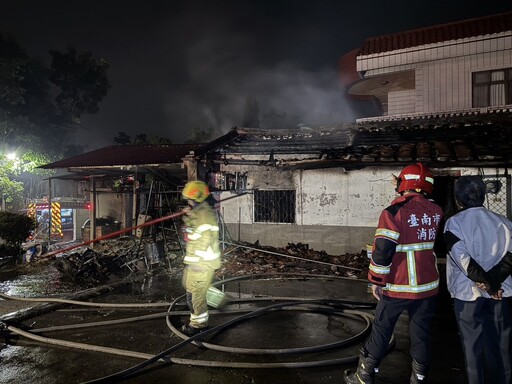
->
xmin=397 ymin=163 xmax=434 ymax=194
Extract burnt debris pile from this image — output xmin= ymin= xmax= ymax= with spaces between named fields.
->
xmin=52 ymin=235 xmax=182 ymax=283
xmin=31 ymin=235 xmax=370 ymax=284
xmin=220 ymin=242 xmax=369 ymax=279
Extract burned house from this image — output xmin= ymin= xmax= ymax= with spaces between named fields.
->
xmin=39 ymin=12 xmax=512 ymax=256
xmin=40 ymin=144 xmax=202 ymax=242
xmin=189 ymin=12 xmax=512 ymax=255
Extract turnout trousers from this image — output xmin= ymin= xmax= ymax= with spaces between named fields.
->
xmin=365 ymin=295 xmax=438 ymax=366
xmin=453 ymin=297 xmax=512 ymax=384
xmin=182 ymin=265 xmax=215 ymax=328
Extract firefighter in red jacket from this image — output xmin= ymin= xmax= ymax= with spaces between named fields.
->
xmin=344 ymin=163 xmax=443 ymax=384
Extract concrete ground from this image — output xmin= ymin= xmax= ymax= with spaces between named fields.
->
xmin=0 ymin=263 xmax=471 ymax=384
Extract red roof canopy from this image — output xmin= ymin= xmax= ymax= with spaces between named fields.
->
xmin=40 ymin=144 xmax=202 ymax=169
xmin=360 ymin=12 xmax=512 ymax=55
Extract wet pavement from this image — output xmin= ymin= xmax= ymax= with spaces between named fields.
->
xmin=0 ymin=262 xmax=473 ymax=384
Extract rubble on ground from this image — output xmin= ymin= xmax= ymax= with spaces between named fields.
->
xmin=51 ymin=234 xmax=183 ymax=283
xmin=218 ymin=242 xmax=369 ymax=280
xmin=29 ymin=234 xmax=369 ymax=283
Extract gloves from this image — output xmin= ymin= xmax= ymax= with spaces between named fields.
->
xmin=181 ymin=226 xmax=193 ymax=242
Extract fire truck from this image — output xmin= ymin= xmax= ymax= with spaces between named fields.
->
xmin=26 ymin=198 xmax=90 ymax=242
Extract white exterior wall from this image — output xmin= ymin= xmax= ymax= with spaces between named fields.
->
xmin=219 ymin=166 xmax=396 ymax=227
xmin=218 ymin=166 xmax=400 ymax=253
xmin=297 ymin=168 xmax=393 ymax=227
xmin=218 ymin=168 xmax=295 ymax=225
xmin=388 ymin=90 xmax=416 ymax=115
xmin=217 ymin=164 xmax=510 ymax=253
xmin=357 ymin=31 xmax=512 ymax=115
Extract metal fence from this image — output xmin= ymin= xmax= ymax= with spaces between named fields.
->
xmin=483 ymin=175 xmax=511 ymax=219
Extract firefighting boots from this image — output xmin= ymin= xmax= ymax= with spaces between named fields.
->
xmin=410 ymin=358 xmax=428 ymax=384
xmin=343 ymin=348 xmax=380 ymax=384
xmin=181 ymin=324 xmax=208 ymax=336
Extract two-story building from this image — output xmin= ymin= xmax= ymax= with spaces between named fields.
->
xmin=41 ymin=12 xmax=512 ymax=255
xmin=190 ymin=12 xmax=512 ymax=255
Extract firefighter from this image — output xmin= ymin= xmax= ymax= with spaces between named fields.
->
xmin=344 ymin=163 xmax=443 ymax=384
xmin=180 ymin=180 xmax=221 ymax=336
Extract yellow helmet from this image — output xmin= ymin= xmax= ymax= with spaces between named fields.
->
xmin=182 ymin=180 xmax=210 ymax=203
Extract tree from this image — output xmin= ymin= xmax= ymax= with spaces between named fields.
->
xmin=0 ymin=150 xmax=54 ymax=211
xmin=0 ymin=37 xmax=51 ymax=133
xmin=186 ymin=126 xmax=216 ymax=143
xmin=49 ymin=47 xmax=110 ymax=123
xmin=133 ymin=134 xmax=147 ymax=144
xmin=146 ymin=135 xmax=173 ymax=145
xmin=0 ymin=34 xmax=112 ymax=208
xmin=0 ymin=211 xmax=35 ymax=255
xmin=1 ymin=35 xmax=111 ymax=148
xmin=114 ymin=131 xmax=132 ymax=145
xmin=113 ymin=132 xmax=174 ymax=145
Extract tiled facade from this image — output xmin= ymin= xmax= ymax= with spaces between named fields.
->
xmin=342 ymin=12 xmax=512 ymax=120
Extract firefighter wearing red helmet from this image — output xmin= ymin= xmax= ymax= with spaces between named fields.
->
xmin=180 ymin=180 xmax=222 ymax=336
xmin=344 ymin=163 xmax=443 ymax=384
xmin=396 ymin=163 xmax=435 ymax=195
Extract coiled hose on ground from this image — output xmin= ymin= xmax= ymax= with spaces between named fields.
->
xmin=1 ymin=274 xmax=395 ymax=383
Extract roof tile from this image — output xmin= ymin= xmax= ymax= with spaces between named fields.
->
xmin=360 ymin=12 xmax=512 ymax=55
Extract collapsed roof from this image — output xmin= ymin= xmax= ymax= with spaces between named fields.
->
xmin=195 ymin=112 xmax=512 ymax=170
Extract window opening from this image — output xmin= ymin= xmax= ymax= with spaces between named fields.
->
xmin=472 ymin=68 xmax=512 ymax=107
xmin=209 ymin=172 xmax=247 ymax=191
xmin=254 ymin=190 xmax=295 ymax=224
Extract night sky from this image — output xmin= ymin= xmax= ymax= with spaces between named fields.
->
xmin=1 ymin=0 xmax=511 ymax=150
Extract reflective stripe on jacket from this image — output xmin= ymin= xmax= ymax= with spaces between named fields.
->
xmin=368 ymin=193 xmax=443 ymax=299
xmin=183 ymin=201 xmax=221 ymax=270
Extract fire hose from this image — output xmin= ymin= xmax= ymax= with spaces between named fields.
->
xmin=40 ymin=210 xmax=187 ymax=259
xmin=0 ymin=274 xmax=395 ymax=383
xmin=4 ymin=299 xmax=380 ymax=382
xmin=40 ymin=192 xmax=248 ymax=260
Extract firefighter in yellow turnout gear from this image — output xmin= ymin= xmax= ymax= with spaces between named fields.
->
xmin=180 ymin=181 xmax=222 ymax=336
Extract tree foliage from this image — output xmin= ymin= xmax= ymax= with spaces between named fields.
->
xmin=0 ymin=211 xmax=35 ymax=255
xmin=113 ymin=131 xmax=173 ymax=145
xmin=49 ymin=47 xmax=110 ymax=122
xmin=186 ymin=126 xmax=217 ymax=143
xmin=0 ymin=34 xmax=111 ymax=210
xmin=1 ymin=37 xmax=111 ymax=153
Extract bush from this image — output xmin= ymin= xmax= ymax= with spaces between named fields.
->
xmin=0 ymin=211 xmax=36 ymax=255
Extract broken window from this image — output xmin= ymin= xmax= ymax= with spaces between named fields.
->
xmin=254 ymin=190 xmax=295 ymax=224
xmin=472 ymin=68 xmax=512 ymax=107
xmin=209 ymin=172 xmax=247 ymax=191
